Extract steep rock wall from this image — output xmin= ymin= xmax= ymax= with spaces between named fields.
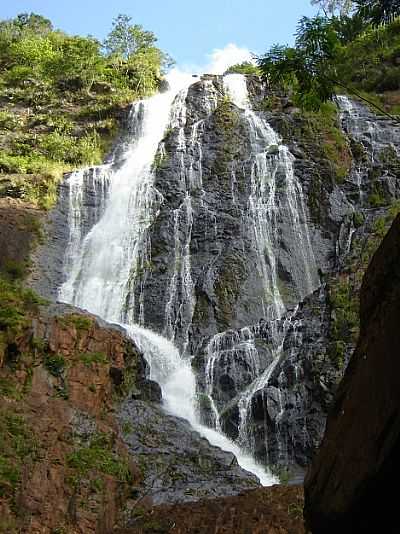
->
xmin=304 ymin=214 xmax=400 ymax=533
xmin=32 ymin=75 xmax=400 ymax=472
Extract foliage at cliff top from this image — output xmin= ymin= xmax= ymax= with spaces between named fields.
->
xmin=0 ymin=13 xmax=172 ymax=208
xmin=224 ymin=62 xmax=261 ymax=76
xmin=312 ymin=0 xmax=400 ymax=24
xmin=257 ymin=7 xmax=400 ymax=112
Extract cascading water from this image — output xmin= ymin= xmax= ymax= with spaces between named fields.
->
xmin=224 ymin=74 xmax=318 ymax=314
xmin=202 ymin=74 xmax=319 ymax=460
xmin=337 ymin=94 xmax=400 ymax=198
xmin=59 ymin=71 xmax=277 ymax=485
xmin=128 ymin=324 xmax=274 ymax=484
xmin=62 ymin=165 xmax=112 ymax=278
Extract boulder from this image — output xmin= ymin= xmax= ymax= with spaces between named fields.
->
xmin=304 ymin=214 xmax=400 ymax=533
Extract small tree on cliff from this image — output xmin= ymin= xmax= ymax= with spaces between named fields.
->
xmin=311 ymin=0 xmax=354 ymax=17
xmin=103 ymin=14 xmax=157 ymax=62
xmin=103 ymin=14 xmax=174 ymax=95
xmin=258 ymin=16 xmax=340 ymax=109
xmin=353 ymin=0 xmax=400 ymax=25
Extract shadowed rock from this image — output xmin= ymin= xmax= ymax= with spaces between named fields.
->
xmin=304 ymin=214 xmax=400 ymax=533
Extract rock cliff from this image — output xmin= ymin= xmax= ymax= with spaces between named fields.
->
xmin=31 ymin=74 xmax=400 ymax=474
xmin=304 ymin=213 xmax=400 ymax=533
xmin=0 ymin=199 xmax=260 ymax=532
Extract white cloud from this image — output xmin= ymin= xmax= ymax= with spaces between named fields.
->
xmin=205 ymin=43 xmax=254 ymax=74
xmin=177 ymin=43 xmax=254 ymax=76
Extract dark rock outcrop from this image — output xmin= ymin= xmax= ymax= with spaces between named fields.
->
xmin=304 ymin=214 xmax=400 ymax=533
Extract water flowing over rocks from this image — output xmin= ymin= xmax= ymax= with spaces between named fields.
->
xmin=32 ymin=72 xmax=400 ymax=476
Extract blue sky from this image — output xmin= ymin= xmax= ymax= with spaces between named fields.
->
xmin=1 ymin=1 xmax=318 ymax=69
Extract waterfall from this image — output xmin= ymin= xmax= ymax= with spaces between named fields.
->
xmin=59 ymin=87 xmax=178 ymax=321
xmin=62 ymin=165 xmax=112 ymax=278
xmin=59 ymin=71 xmax=277 ymax=486
xmin=201 ymin=74 xmax=319 ymax=459
xmin=127 ymin=324 xmax=275 ymax=485
xmin=223 ymin=74 xmax=318 ymax=313
xmin=337 ymin=94 xmax=400 ymax=204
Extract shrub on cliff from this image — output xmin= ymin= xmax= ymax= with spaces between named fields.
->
xmin=0 ymin=12 xmax=173 ymax=209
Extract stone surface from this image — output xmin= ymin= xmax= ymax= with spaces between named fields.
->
xmin=0 ymin=197 xmax=42 ymax=273
xmin=304 ymin=214 xmax=400 ymax=533
xmin=117 ymin=485 xmax=305 ymax=534
xmin=31 ymin=77 xmax=400 ymax=472
xmin=0 ymin=297 xmax=259 ymax=531
xmin=119 ymin=399 xmax=259 ymax=506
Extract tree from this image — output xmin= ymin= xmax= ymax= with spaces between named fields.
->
xmin=224 ymin=62 xmax=260 ymax=75
xmin=329 ymin=12 xmax=366 ymax=42
xmin=103 ymin=14 xmax=174 ymax=95
xmin=258 ymin=12 xmax=400 ymax=119
xmin=50 ymin=35 xmax=105 ymax=92
xmin=311 ymin=0 xmax=354 ymax=17
xmin=258 ymin=16 xmax=341 ymax=109
xmin=13 ymin=13 xmax=53 ymax=34
xmin=353 ymin=0 xmax=400 ymax=25
xmin=8 ymin=35 xmax=58 ymax=82
xmin=0 ymin=12 xmax=53 ymax=68
xmin=103 ymin=14 xmax=157 ymax=62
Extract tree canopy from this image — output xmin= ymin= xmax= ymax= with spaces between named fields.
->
xmin=258 ymin=3 xmax=400 ymax=111
xmin=0 ymin=12 xmax=175 ymax=194
xmin=311 ymin=0 xmax=353 ymax=17
xmin=224 ymin=62 xmax=260 ymax=75
xmin=0 ymin=12 xmax=173 ymax=96
xmin=353 ymin=0 xmax=400 ymax=25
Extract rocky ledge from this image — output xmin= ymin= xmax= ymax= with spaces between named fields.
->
xmin=0 ymin=194 xmax=264 ymax=531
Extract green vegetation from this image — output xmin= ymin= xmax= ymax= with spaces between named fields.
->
xmin=79 ymin=351 xmax=108 ymax=367
xmin=271 ymin=464 xmax=291 ymax=485
xmin=329 ymin=277 xmax=359 ymax=367
xmin=224 ymin=61 xmax=261 ymax=75
xmin=121 ymin=420 xmax=134 ymax=436
xmin=58 ymin=314 xmax=93 ymax=331
xmin=257 ymin=6 xmax=400 ymax=113
xmin=0 ymin=276 xmax=45 ymax=338
xmin=67 ymin=432 xmax=131 ymax=484
xmin=352 ymin=0 xmax=400 ymax=26
xmin=0 ymin=411 xmax=38 ymax=499
xmin=304 ymin=102 xmax=352 ymax=182
xmin=0 ymin=377 xmax=21 ymax=400
xmin=353 ymin=211 xmax=365 ymax=227
xmin=212 ymin=98 xmax=242 ymax=185
xmin=274 ymin=100 xmax=351 ymax=187
xmin=339 ymin=19 xmax=400 ymax=110
xmin=0 ymin=12 xmax=173 ymax=209
xmin=328 ymin=200 xmax=400 ymax=367
xmin=44 ymin=354 xmax=66 ymax=377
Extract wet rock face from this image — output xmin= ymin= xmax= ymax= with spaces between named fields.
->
xmin=119 ymin=399 xmax=259 ymax=506
xmin=243 ymin=287 xmax=338 ymax=468
xmin=304 ymin=214 xmax=400 ymax=534
xmin=30 ymin=166 xmax=111 ymax=300
xmin=33 ymin=76 xmax=400 ymax=472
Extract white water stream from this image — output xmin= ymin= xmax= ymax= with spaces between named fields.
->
xmin=59 ymin=71 xmax=277 ymax=485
